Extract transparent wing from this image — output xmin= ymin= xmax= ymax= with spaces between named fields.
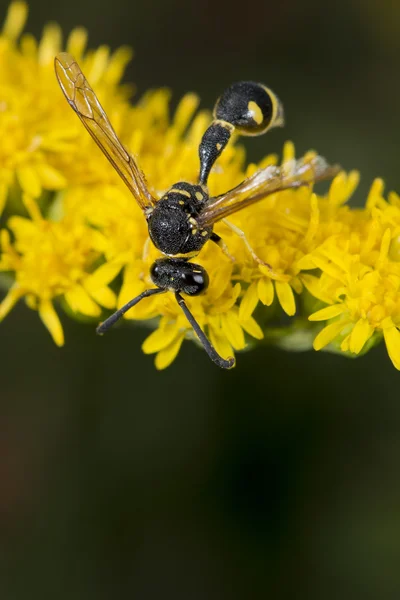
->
xmin=198 ymin=156 xmax=341 ymax=226
xmin=54 ymin=52 xmax=156 ymax=211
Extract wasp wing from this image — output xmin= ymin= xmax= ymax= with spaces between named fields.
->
xmin=198 ymin=156 xmax=341 ymax=226
xmin=54 ymin=52 xmax=155 ymax=211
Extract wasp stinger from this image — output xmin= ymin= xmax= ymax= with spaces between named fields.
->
xmin=55 ymin=52 xmax=340 ymax=369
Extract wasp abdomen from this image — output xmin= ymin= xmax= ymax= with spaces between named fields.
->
xmin=198 ymin=81 xmax=284 ymax=185
xmin=198 ymin=121 xmax=234 ymax=186
xmin=214 ymin=81 xmax=283 ymax=136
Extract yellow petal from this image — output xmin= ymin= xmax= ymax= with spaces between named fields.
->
xmin=221 ymin=311 xmax=245 ymax=350
xmin=36 ymin=164 xmax=67 ymax=190
xmin=329 ymin=171 xmax=360 ymax=206
xmin=275 ymin=281 xmax=296 ymax=316
xmin=241 ymin=316 xmax=264 ymax=340
xmin=309 ymin=303 xmax=347 ymax=322
xmin=155 ymin=334 xmax=185 ymax=370
xmin=282 ymin=140 xmax=295 ymax=163
xmin=142 ymin=323 xmax=181 ymax=354
xmin=0 ymin=182 xmax=8 ymax=216
xmin=38 ymin=23 xmax=62 ymax=65
xmin=0 ymin=286 xmax=23 ymax=320
xmin=21 ymin=194 xmax=42 ymax=222
xmin=118 ymin=277 xmax=145 ymax=312
xmin=313 ymin=319 xmax=349 ymax=351
xmin=8 ymin=214 xmax=36 ymax=237
xmin=383 ymin=324 xmax=400 ymax=370
xmin=290 ymin=276 xmax=303 ymax=295
xmin=349 ymin=318 xmax=373 ymax=354
xmin=88 ymin=46 xmax=110 ymax=84
xmin=296 ymin=254 xmax=316 ymax=270
xmin=210 ymin=282 xmax=241 ymax=314
xmin=2 ymin=1 xmax=28 ymax=40
xmin=17 ymin=166 xmax=42 ymax=198
xmin=39 ymin=300 xmax=64 ymax=347
xmin=341 ymin=334 xmax=350 ymax=352
xmin=104 ymin=46 xmax=133 ymax=85
xmin=377 ymin=228 xmax=391 ymax=266
xmin=118 ymin=280 xmax=159 ymax=320
xmin=119 ymin=281 xmax=145 ymax=309
xmin=65 ymin=285 xmax=101 ymax=317
xmin=209 ymin=326 xmax=234 ymax=361
xmin=304 ymin=193 xmax=319 ymax=244
xmin=301 ymin=273 xmax=334 ymax=304
xmin=87 ymin=286 xmax=116 ymax=309
xmin=239 ymin=281 xmax=259 ymax=321
xmin=86 ymin=261 xmax=123 ymax=289
xmin=257 ymin=277 xmax=274 ymax=306
xmin=311 ymin=255 xmax=345 ymax=282
xmin=346 ymin=171 xmax=361 ymax=199
xmin=66 ymin=27 xmax=88 ymax=58
xmin=172 ymin=93 xmax=200 ymax=135
xmin=366 ymin=178 xmax=385 ymax=209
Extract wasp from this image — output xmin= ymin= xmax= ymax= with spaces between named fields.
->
xmin=55 ymin=53 xmax=340 ymax=369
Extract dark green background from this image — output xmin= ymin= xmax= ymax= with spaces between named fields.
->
xmin=1 ymin=0 xmax=400 ymax=598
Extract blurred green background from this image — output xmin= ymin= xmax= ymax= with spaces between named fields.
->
xmin=1 ymin=0 xmax=400 ymax=598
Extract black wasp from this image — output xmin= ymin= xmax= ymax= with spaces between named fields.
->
xmin=55 ymin=53 xmax=339 ymax=369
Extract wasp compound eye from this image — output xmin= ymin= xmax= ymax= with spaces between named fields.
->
xmin=214 ymin=81 xmax=284 ymax=136
xmin=179 ymin=263 xmax=209 ymax=296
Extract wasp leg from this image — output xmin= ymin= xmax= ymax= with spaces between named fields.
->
xmin=97 ymin=288 xmax=166 ymax=334
xmin=210 ymin=232 xmax=235 ymax=263
xmin=175 ymin=292 xmax=235 ymax=369
xmin=221 ymin=219 xmax=289 ymax=282
xmin=142 ymin=236 xmax=151 ymax=262
xmin=139 ymin=236 xmax=151 ymax=279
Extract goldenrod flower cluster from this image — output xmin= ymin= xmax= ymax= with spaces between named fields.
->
xmin=1 ymin=1 xmax=399 ymax=370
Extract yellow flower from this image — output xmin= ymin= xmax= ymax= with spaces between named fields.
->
xmin=234 ymin=143 xmax=360 ymax=319
xmin=0 ymin=1 xmax=132 ymax=213
xmin=307 ymin=179 xmax=400 ymax=369
xmin=1 ymin=1 xmax=400 ymax=372
xmin=0 ymin=194 xmax=118 ymax=345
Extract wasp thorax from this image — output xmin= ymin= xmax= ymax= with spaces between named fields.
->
xmin=214 ymin=81 xmax=284 ymax=136
xmin=150 ymin=258 xmax=209 ymax=296
xmin=147 ymin=181 xmax=211 ymax=257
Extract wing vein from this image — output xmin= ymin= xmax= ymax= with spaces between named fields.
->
xmin=198 ymin=157 xmax=340 ymax=226
xmin=55 ymin=52 xmax=156 ymax=211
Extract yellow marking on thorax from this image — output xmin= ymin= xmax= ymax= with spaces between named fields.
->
xmin=195 ymin=191 xmax=203 ymax=201
xmin=248 ymin=100 xmax=263 ymax=125
xmin=168 ymin=250 xmax=199 ymax=259
xmin=214 ymin=119 xmax=235 ymax=133
xmin=170 ymin=188 xmax=191 ymax=198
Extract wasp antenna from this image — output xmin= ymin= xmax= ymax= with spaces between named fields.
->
xmin=97 ymin=288 xmax=166 ymax=335
xmin=175 ymin=292 xmax=235 ymax=369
